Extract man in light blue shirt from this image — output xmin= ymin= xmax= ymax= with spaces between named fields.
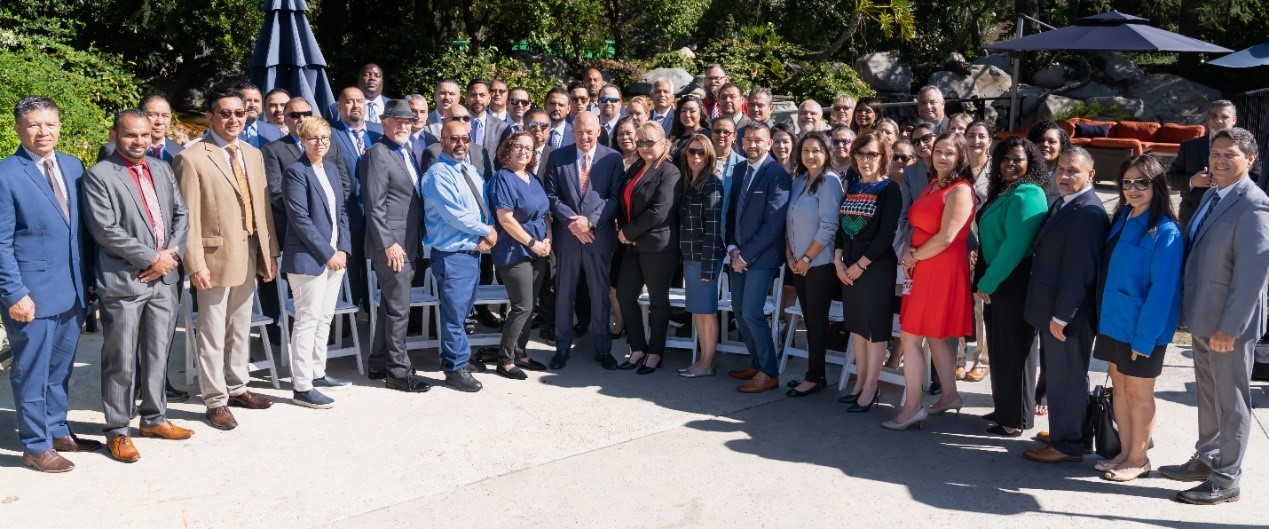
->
xmin=420 ymin=120 xmax=497 ymax=393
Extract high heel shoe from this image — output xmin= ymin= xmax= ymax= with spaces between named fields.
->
xmin=986 ymin=424 xmax=1022 ymax=437
xmin=837 ymin=392 xmax=863 ymax=404
xmin=927 ymin=395 xmax=964 ymax=416
xmin=786 ymin=379 xmax=826 ymax=397
xmin=881 ymin=408 xmax=928 ymax=431
xmin=618 ymin=351 xmax=645 ymax=370
xmin=846 ymin=390 xmax=880 ymax=413
xmin=636 ymin=354 xmax=661 ymax=375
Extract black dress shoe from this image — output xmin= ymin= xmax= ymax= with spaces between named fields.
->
xmin=476 ymin=309 xmax=504 ymax=329
xmin=368 ymin=370 xmax=387 ymax=380
xmin=497 ymin=364 xmax=528 ymax=380
xmin=1252 ymin=361 xmax=1269 ymax=382
xmin=385 ymin=375 xmax=431 ymax=393
xmin=928 ymin=380 xmax=943 ymax=396
xmin=165 ymin=384 xmax=190 ymax=403
xmin=464 ymin=361 xmax=487 ymax=374
xmin=986 ymin=424 xmax=1023 ymax=437
xmin=465 ymin=320 xmax=477 ymax=334
xmin=445 ymin=370 xmax=483 ymax=392
xmin=595 ymin=352 xmax=619 ymax=370
xmin=549 ymin=352 xmax=569 ymax=370
xmin=475 ymin=347 xmax=500 ymax=364
xmin=515 ymin=355 xmax=547 ymax=371
xmin=1175 ymin=481 xmax=1240 ymax=505
xmin=982 ymin=411 xmax=998 ymax=422
xmin=786 ymin=380 xmax=825 ymax=397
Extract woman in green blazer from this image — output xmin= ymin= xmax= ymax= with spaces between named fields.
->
xmin=974 ymin=137 xmax=1050 ymax=436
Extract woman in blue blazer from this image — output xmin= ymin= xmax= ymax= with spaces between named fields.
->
xmin=1094 ymin=154 xmax=1183 ymax=482
xmin=281 ymin=117 xmax=352 ymax=409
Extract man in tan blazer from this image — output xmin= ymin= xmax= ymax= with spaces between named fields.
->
xmin=172 ymin=86 xmax=279 ymax=431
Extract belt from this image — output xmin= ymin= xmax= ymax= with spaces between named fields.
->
xmin=436 ymin=249 xmax=480 ymax=256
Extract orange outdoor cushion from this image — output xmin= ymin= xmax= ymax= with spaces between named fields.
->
xmin=1143 ymin=142 xmax=1180 ymax=154
xmin=1086 ymin=137 xmax=1145 ymax=156
xmin=1112 ymin=121 xmax=1161 ymax=142
xmin=1156 ymin=123 xmax=1205 ymax=144
xmin=1070 ymin=137 xmax=1093 ymax=146
xmin=1056 ymin=120 xmax=1077 ymax=138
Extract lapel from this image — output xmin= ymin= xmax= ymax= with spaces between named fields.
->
xmin=112 ymin=159 xmax=151 ymax=232
xmin=631 ymin=159 xmax=662 ymax=204
xmin=737 ymin=158 xmax=766 ymax=216
xmin=380 ymin=139 xmax=419 ymax=196
xmin=284 ymin=136 xmax=303 ymax=161
xmin=1036 ymin=190 xmax=1081 ymax=241
xmin=17 ymin=151 xmax=68 ymax=226
xmin=566 ymin=147 xmax=584 ymax=203
xmin=306 ymin=161 xmax=334 ymax=217
xmin=1194 ymin=178 xmax=1247 ymax=243
xmin=198 ymin=139 xmax=242 ymax=194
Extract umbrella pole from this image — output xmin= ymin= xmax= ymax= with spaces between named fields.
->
xmin=1009 ymin=16 xmax=1023 ymax=131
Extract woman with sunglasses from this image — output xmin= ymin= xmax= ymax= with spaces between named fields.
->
xmin=852 ymin=97 xmax=884 ymax=133
xmin=784 ymin=133 xmax=845 ymax=397
xmin=959 ymin=121 xmax=995 ymax=383
xmin=1092 ymin=155 xmax=1182 ymax=481
xmin=677 ymin=134 xmax=725 ymax=378
xmin=827 ymin=125 xmax=856 ymax=180
xmin=835 ymin=132 xmax=901 ymax=411
xmin=830 ymin=94 xmax=857 ymax=127
xmin=615 ymin=122 xmax=683 ymax=374
xmin=975 ymin=137 xmax=1048 ymax=437
xmin=668 ymin=95 xmax=710 ymax=164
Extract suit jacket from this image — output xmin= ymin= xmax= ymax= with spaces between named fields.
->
xmin=546 ymin=122 xmax=575 ymax=149
xmin=618 ymin=158 xmax=682 ymax=253
xmin=533 ymin=145 xmax=554 ymax=183
xmin=473 ymin=111 xmax=510 ymax=152
xmin=1023 ymin=189 xmax=1110 ymax=332
xmin=421 ymin=123 xmax=443 ymax=148
xmin=543 ymin=144 xmax=624 ymax=254
xmin=419 ymin=143 xmax=495 ymax=179
xmin=1183 ymin=176 xmax=1269 ymax=340
xmin=262 ymin=135 xmax=352 ymax=243
xmin=98 ymin=139 xmax=185 ymax=164
xmin=281 ymin=158 xmax=352 ymax=276
xmin=172 ymin=138 xmax=279 ymax=288
xmin=240 ymin=119 xmax=285 ymax=149
xmin=725 ymin=156 xmax=791 ymax=269
xmin=330 ymin=120 xmax=383 ymax=234
xmin=0 ymin=149 xmax=89 ymax=316
xmin=82 ymin=156 xmax=189 ymax=297
xmin=1168 ymin=135 xmax=1263 ymax=224
xmin=360 ymin=137 xmax=424 ymax=260
xmin=650 ymin=108 xmax=676 ymax=135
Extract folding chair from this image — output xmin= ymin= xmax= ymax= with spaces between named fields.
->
xmin=637 ymin=286 xmax=697 ymax=361
xmin=276 ymin=268 xmax=365 ymax=375
xmin=715 ymin=257 xmax=785 ymax=356
xmin=181 ymin=281 xmax=281 ymax=389
xmin=366 ymin=259 xmax=440 ymax=351
xmin=778 ymin=300 xmax=852 ymax=388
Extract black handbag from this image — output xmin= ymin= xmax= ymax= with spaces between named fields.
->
xmin=1084 ymin=375 xmax=1121 ymax=459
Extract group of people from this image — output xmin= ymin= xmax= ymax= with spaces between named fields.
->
xmin=1 ymin=63 xmax=1265 ymax=507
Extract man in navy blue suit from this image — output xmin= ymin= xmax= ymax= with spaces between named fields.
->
xmin=725 ymin=125 xmax=790 ymax=393
xmin=542 ymin=111 xmax=623 ymax=370
xmin=330 ymin=86 xmax=383 ymax=309
xmin=0 ymin=96 xmax=100 ymax=472
xmin=237 ymin=83 xmax=285 ymax=149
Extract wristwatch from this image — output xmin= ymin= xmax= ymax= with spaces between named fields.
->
xmin=800 ymin=255 xmax=812 ymax=264
xmin=527 ymin=238 xmax=538 ymax=248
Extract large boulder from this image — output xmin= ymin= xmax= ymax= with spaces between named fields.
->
xmin=1036 ymin=94 xmax=1079 ymax=121
xmin=853 ymin=51 xmax=913 ymax=93
xmin=628 ymin=67 xmax=695 ymax=96
xmin=1096 ymin=52 xmax=1144 ymax=84
xmin=772 ymin=100 xmax=798 ymax=125
xmin=971 ymin=54 xmax=1014 ymax=74
xmin=1085 ymin=96 xmax=1147 ymax=120
xmin=1064 ymin=81 xmax=1117 ymax=99
xmin=1032 ymin=64 xmax=1067 ymax=88
xmin=1127 ymin=73 xmax=1220 ymax=124
xmin=929 ymin=64 xmax=1013 ymax=100
xmin=992 ymin=84 xmax=1048 ymax=128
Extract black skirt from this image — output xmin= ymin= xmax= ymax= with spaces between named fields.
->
xmin=841 ymin=258 xmax=897 ymax=342
xmin=1093 ymin=335 xmax=1167 ymax=379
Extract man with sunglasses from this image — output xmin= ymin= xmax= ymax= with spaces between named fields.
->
xmin=505 ymin=87 xmax=532 ymax=132
xmin=172 ymin=85 xmax=280 ymax=430
xmin=596 ymin=84 xmax=624 ymax=149
xmin=488 ymin=81 xmax=511 ymax=122
xmin=566 ymin=82 xmax=590 ymax=124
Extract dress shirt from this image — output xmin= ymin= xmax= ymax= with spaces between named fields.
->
xmin=1189 ymin=178 xmax=1238 ymax=238
xmin=116 ymin=152 xmax=164 ymax=246
xmin=22 ymin=146 xmax=69 ymax=205
xmin=548 ymin=122 xmax=567 ymax=148
xmin=205 ymin=131 xmax=247 ymax=175
xmin=421 ymin=152 xmax=493 ymax=252
xmin=312 ymin=163 xmax=339 ymax=250
xmin=365 ymin=95 xmax=387 ymax=123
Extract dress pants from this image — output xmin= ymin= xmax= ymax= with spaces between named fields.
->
xmin=983 ymin=258 xmax=1037 ymax=429
xmin=554 ymin=249 xmax=612 ymax=356
xmin=368 ymin=257 xmax=416 ymax=379
xmin=792 ymin=264 xmax=835 ymax=382
xmin=616 ymin=248 xmax=679 ymax=356
xmin=1038 ymin=316 xmax=1094 ymax=456
xmin=287 ymin=268 xmax=345 ymax=391
xmin=539 ymin=253 xmax=589 ymax=329
xmin=496 ymin=258 xmax=546 ymax=364
xmin=100 ymin=281 xmax=179 ymax=437
xmin=196 ymin=257 xmax=258 ymax=409
xmin=731 ymin=267 xmax=779 ymax=376
xmin=1192 ymin=334 xmax=1256 ymax=488
xmin=433 ymin=250 xmax=479 ymax=373
xmin=4 ymin=306 xmax=84 ymax=453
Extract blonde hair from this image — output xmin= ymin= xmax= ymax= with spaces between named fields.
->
xmin=296 ymin=116 xmax=331 ymax=139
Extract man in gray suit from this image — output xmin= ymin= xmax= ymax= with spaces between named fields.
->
xmin=83 ymin=109 xmax=194 ymax=462
xmin=362 ymin=99 xmax=430 ymax=392
xmin=464 ymin=80 xmax=509 ymax=152
xmin=98 ymin=94 xmax=185 ymax=164
xmin=1160 ymin=127 xmax=1269 ymax=505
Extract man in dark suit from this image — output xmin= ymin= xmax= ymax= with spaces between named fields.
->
xmin=596 ymin=84 xmax=624 ymax=149
xmin=405 ymin=94 xmax=430 ymax=166
xmin=361 ymin=100 xmax=430 ymax=393
xmin=542 ymin=111 xmax=624 ymax=370
xmin=330 ymin=86 xmax=383 ymax=309
xmin=1160 ymin=128 xmax=1269 ymax=505
xmin=1166 ymin=100 xmax=1261 ymax=228
xmin=83 ymin=109 xmax=195 ymax=463
xmin=326 ymin=63 xmax=391 ymax=123
xmin=543 ymin=88 xmax=574 ymax=149
xmin=724 ymin=125 xmax=791 ymax=393
xmin=238 ymin=83 xmax=285 ymax=149
xmin=464 ymin=80 xmax=509 ymax=153
xmin=426 ymin=80 xmax=461 ymax=126
xmin=0 ymin=96 xmax=100 ymax=472
xmin=98 ymin=94 xmax=185 ymax=164
xmin=1022 ymin=147 xmax=1110 ymax=464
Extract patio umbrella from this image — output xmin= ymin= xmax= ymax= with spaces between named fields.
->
xmin=986 ymin=10 xmax=1232 ymax=128
xmin=1208 ymin=42 xmax=1269 ymax=68
xmin=249 ymin=0 xmax=336 ymax=121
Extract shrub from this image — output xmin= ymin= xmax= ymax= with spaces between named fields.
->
xmin=698 ymin=24 xmax=874 ymax=103
xmin=645 ymin=50 xmax=698 ymax=73
xmin=1053 ymin=101 xmax=1136 ymax=122
xmin=578 ymin=58 xmax=649 ymax=90
xmin=783 ymin=62 xmax=875 ymax=104
xmin=399 ymin=45 xmax=561 ymax=107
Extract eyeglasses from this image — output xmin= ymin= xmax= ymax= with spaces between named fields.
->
xmin=832 ymin=107 xmax=853 ymax=113
xmin=509 ymin=99 xmax=531 ymax=106
xmin=490 ymin=88 xmax=508 ymax=94
xmin=832 ymin=139 xmax=852 ymax=147
xmin=526 ymin=121 xmax=549 ymax=130
xmin=303 ymin=136 xmax=331 ymax=145
xmin=510 ymin=143 xmax=535 ymax=151
xmin=713 ymin=129 xmax=735 ymax=136
xmin=892 ymin=154 xmax=914 ymax=163
xmin=450 ymin=115 xmax=472 ymax=122
xmin=635 ymin=140 xmax=658 ymax=149
xmin=598 ymin=97 xmax=620 ymax=104
xmin=570 ymin=95 xmax=589 ymax=102
xmin=214 ymin=109 xmax=247 ymax=119
xmin=1120 ymin=178 xmax=1152 ymax=191
xmin=286 ymin=111 xmax=314 ymax=119
xmin=914 ymin=133 xmax=936 ymax=144
xmin=446 ymin=136 xmax=471 ymax=144
xmin=686 ymin=147 xmax=706 ymax=156
xmin=853 ymin=151 xmax=881 ymax=160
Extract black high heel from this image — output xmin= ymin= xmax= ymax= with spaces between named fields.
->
xmin=610 ymin=326 xmax=626 ymax=339
xmin=636 ymin=354 xmax=661 ymax=375
xmin=838 ymin=391 xmax=863 ymax=404
xmin=618 ymin=351 xmax=645 ymax=370
xmin=847 ymin=390 xmax=880 ymax=413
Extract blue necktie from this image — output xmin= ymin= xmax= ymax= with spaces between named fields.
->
xmin=472 ymin=118 xmax=484 ymax=146
xmin=1190 ymin=192 xmax=1222 ymax=239
xmin=549 ymin=129 xmax=561 ymax=149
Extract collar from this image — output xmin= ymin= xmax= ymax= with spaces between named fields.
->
xmin=207 ymin=131 xmax=239 ymax=149
xmin=115 ymin=150 xmax=148 ymax=170
xmin=1213 ymin=177 xmax=1246 ymax=198
xmin=20 ymin=146 xmax=55 ymax=164
xmin=746 ymin=153 xmax=770 ymax=172
xmin=1060 ymin=184 xmax=1094 ymax=203
xmin=577 ymin=145 xmax=598 ymax=161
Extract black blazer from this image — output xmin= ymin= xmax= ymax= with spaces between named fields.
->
xmin=618 ymin=158 xmax=682 ymax=253
xmin=1023 ymin=189 xmax=1110 ymax=332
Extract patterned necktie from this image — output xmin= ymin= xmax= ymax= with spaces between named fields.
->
xmin=224 ymin=144 xmax=256 ymax=236
xmin=353 ymin=130 xmax=365 ymax=156
xmin=1191 ymin=192 xmax=1222 ymax=239
xmin=43 ymin=159 xmax=69 ymax=220
xmin=367 ymin=101 xmax=379 ymax=123
xmin=471 ymin=117 xmax=484 ymax=146
xmin=549 ymin=129 xmax=561 ymax=149
xmin=400 ymin=147 xmax=419 ymax=185
xmin=129 ymin=164 xmax=166 ymax=249
xmin=579 ymin=153 xmax=592 ymax=192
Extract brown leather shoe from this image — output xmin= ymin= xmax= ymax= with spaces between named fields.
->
xmin=139 ymin=421 xmax=195 ymax=440
xmin=738 ymin=372 xmax=779 ymax=393
xmin=964 ymin=366 xmax=989 ymax=382
xmin=107 ymin=435 xmax=140 ymax=463
xmin=954 ymin=367 xmax=967 ymax=380
xmin=1035 ymin=431 xmax=1051 ymax=444
xmin=728 ymin=367 xmax=760 ymax=380
xmin=206 ymin=406 xmax=238 ymax=430
xmin=52 ymin=433 xmax=104 ymax=452
xmin=1024 ymin=445 xmax=1084 ymax=464
xmin=22 ymin=450 xmax=74 ymax=473
xmin=228 ymin=391 xmax=273 ymax=409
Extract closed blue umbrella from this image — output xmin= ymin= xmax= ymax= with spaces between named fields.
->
xmin=249 ymin=0 xmax=336 ymax=121
xmin=987 ymin=10 xmax=1231 ymax=52
xmin=1208 ymin=42 xmax=1269 ymax=68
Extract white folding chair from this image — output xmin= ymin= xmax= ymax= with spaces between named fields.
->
xmin=181 ymin=281 xmax=281 ymax=389
xmin=276 ymin=268 xmax=365 ymax=375
xmin=366 ymin=258 xmax=441 ymax=351
xmin=779 ymin=300 xmax=852 ymax=388
xmin=637 ymin=286 xmax=697 ymax=361
xmin=715 ymin=256 xmax=785 ymax=356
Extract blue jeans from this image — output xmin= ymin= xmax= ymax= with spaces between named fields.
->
xmin=433 ymin=250 xmax=480 ymax=374
xmin=730 ymin=267 xmax=778 ymax=376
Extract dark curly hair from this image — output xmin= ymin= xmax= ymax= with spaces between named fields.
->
xmin=987 ymin=136 xmax=1049 ymax=203
xmin=497 ymin=131 xmax=538 ymax=173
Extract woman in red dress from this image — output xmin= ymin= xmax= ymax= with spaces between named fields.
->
xmin=885 ymin=132 xmax=976 ymax=431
